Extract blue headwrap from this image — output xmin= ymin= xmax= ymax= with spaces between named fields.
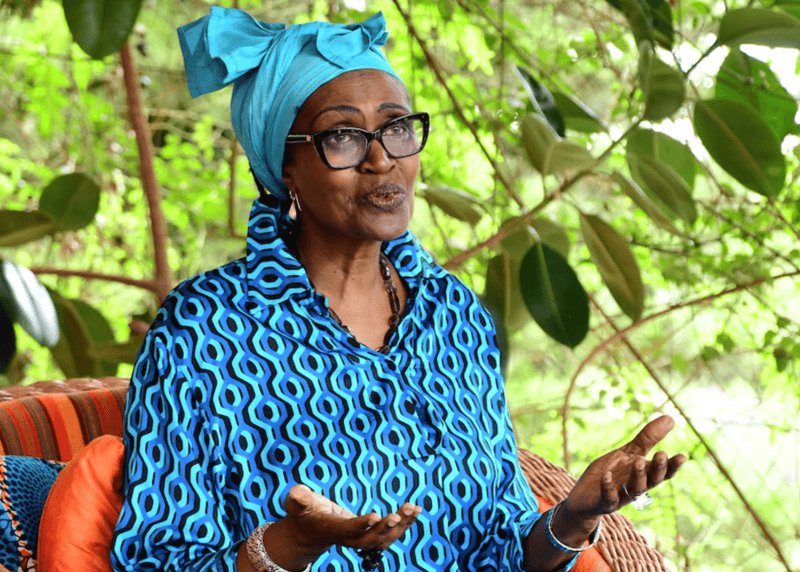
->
xmin=177 ymin=8 xmax=402 ymax=201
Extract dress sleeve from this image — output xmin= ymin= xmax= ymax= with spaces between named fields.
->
xmin=110 ymin=303 xmax=241 ymax=572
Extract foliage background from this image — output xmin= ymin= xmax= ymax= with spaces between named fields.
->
xmin=1 ymin=0 xmax=799 ymax=570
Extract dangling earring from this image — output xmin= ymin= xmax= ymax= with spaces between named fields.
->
xmin=289 ymin=189 xmax=302 ymax=214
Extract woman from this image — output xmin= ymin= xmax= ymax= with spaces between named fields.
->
xmin=111 ymin=8 xmax=685 ymax=572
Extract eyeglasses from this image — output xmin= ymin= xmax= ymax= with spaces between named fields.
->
xmin=285 ymin=112 xmax=430 ymax=169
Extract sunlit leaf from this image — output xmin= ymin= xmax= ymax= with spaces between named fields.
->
xmin=626 ymin=127 xmax=697 ymax=189
xmin=717 ymin=8 xmax=800 ymax=49
xmin=694 ymin=99 xmax=785 ymax=197
xmin=580 ymin=213 xmax=644 ymax=322
xmin=612 ymin=171 xmax=682 ymax=237
xmin=519 ymin=242 xmax=589 ymax=348
xmin=715 ymin=47 xmax=798 ymax=141
xmin=544 ymin=141 xmax=595 ymax=175
xmin=628 ymin=155 xmax=697 ymax=225
xmin=62 ymin=0 xmax=144 ymax=59
xmin=521 ymin=113 xmax=559 ymax=173
xmin=530 ymin=218 xmax=571 ymax=259
xmin=552 ymin=92 xmax=605 ymax=133
xmin=0 ymin=210 xmax=58 ymax=247
xmin=38 ymin=173 xmax=101 ymax=232
xmin=0 ymin=260 xmax=59 ymax=347
xmin=423 ymin=185 xmax=485 ymax=226
xmin=485 ymin=253 xmax=532 ymax=332
xmin=638 ymin=45 xmax=685 ymax=121
xmin=87 ymin=337 xmax=143 ymax=365
xmin=515 ymin=66 xmax=565 ymax=137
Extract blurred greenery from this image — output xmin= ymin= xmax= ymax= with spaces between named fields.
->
xmin=1 ymin=0 xmax=799 ymax=569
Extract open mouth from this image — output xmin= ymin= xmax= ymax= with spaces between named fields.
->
xmin=359 ymin=182 xmax=407 ymax=212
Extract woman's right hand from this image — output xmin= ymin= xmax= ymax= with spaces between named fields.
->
xmin=262 ymin=484 xmax=421 ymax=571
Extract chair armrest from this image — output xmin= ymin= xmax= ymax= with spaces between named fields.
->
xmin=517 ymin=448 xmax=667 ymax=572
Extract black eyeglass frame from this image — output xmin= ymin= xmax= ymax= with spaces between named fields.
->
xmin=285 ymin=112 xmax=430 ymax=170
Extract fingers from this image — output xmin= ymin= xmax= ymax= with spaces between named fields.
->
xmin=349 ymin=503 xmax=422 ymax=551
xmin=621 ymin=415 xmax=675 ymax=457
xmin=665 ymin=453 xmax=686 ymax=480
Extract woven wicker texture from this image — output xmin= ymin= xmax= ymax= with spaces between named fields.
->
xmin=518 ymin=449 xmax=666 ymax=572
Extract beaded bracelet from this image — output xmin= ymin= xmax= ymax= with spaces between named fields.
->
xmin=246 ymin=523 xmax=312 ymax=572
xmin=544 ymin=502 xmax=603 ymax=553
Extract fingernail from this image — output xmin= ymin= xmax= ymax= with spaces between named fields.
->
xmin=402 ymin=507 xmax=414 ymax=517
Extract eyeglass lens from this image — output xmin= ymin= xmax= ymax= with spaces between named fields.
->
xmin=320 ymin=116 xmax=424 ymax=169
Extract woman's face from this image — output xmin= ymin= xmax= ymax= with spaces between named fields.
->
xmin=282 ymin=69 xmax=419 ymax=247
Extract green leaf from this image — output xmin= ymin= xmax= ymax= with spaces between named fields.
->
xmin=628 ymin=155 xmax=697 ymax=225
xmin=0 ymin=306 xmax=15 ymax=374
xmin=485 ymin=253 xmax=532 ymax=333
xmin=715 ymin=47 xmax=798 ymax=141
xmin=551 ymin=92 xmax=606 ymax=133
xmin=87 ymin=337 xmax=143 ymax=366
xmin=717 ymin=8 xmax=800 ymax=49
xmin=626 ymin=127 xmax=697 ymax=189
xmin=519 ymin=242 xmax=589 ymax=348
xmin=0 ymin=210 xmax=58 ymax=247
xmin=612 ymin=171 xmax=683 ymax=237
xmin=580 ymin=213 xmax=645 ymax=322
xmin=544 ymin=141 xmax=595 ymax=175
xmin=38 ymin=173 xmax=101 ymax=232
xmin=0 ymin=260 xmax=59 ymax=347
xmin=694 ymin=99 xmax=786 ymax=197
xmin=48 ymin=293 xmax=118 ymax=377
xmin=423 ymin=185 xmax=485 ymax=226
xmin=62 ymin=0 xmax=144 ymax=59
xmin=515 ymin=66 xmax=566 ymax=137
xmin=521 ymin=113 xmax=559 ymax=173
xmin=639 ymin=45 xmax=685 ymax=121
xmin=530 ymin=218 xmax=571 ymax=260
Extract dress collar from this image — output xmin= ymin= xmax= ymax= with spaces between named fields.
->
xmin=244 ymin=196 xmax=435 ymax=315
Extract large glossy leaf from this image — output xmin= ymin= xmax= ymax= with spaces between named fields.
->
xmin=515 ymin=66 xmax=565 ymax=137
xmin=628 ymin=155 xmax=697 ymax=225
xmin=0 ymin=261 xmax=59 ymax=347
xmin=521 ymin=114 xmax=559 ymax=173
xmin=694 ymin=99 xmax=786 ymax=197
xmin=552 ymin=92 xmax=605 ymax=133
xmin=49 ymin=293 xmax=94 ymax=378
xmin=626 ymin=127 xmax=697 ymax=189
xmin=0 ymin=306 xmax=15 ymax=374
xmin=612 ymin=171 xmax=682 ymax=237
xmin=87 ymin=337 xmax=144 ymax=365
xmin=38 ymin=173 xmax=101 ymax=232
xmin=638 ymin=46 xmax=685 ymax=121
xmin=71 ymin=298 xmax=118 ymax=375
xmin=62 ymin=0 xmax=144 ymax=59
xmin=717 ymin=8 xmax=800 ymax=49
xmin=580 ymin=213 xmax=644 ymax=322
xmin=607 ymin=0 xmax=674 ymax=49
xmin=529 ymin=219 xmax=571 ymax=260
xmin=423 ymin=185 xmax=485 ymax=226
xmin=519 ymin=242 xmax=589 ymax=348
xmin=0 ymin=210 xmax=58 ymax=247
xmin=715 ymin=48 xmax=798 ymax=141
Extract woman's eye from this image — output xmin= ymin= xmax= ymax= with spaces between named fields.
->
xmin=385 ymin=123 xmax=409 ymax=137
xmin=325 ymin=132 xmax=357 ymax=148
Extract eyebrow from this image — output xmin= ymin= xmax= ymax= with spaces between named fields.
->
xmin=312 ymin=102 xmax=410 ymax=125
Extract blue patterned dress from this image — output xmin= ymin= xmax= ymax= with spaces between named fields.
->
xmin=110 ymin=196 xmax=542 ymax=572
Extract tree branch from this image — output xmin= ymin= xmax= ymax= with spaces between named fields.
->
xmin=391 ymin=0 xmax=526 ymax=209
xmin=31 ymin=267 xmax=158 ymax=292
xmin=120 ymin=43 xmax=172 ymax=303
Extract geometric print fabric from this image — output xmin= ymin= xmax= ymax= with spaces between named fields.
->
xmin=111 ymin=197 xmax=542 ymax=572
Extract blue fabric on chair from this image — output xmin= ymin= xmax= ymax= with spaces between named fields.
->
xmin=0 ymin=456 xmax=65 ymax=571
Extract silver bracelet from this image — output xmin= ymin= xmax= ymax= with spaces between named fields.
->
xmin=246 ymin=522 xmax=312 ymax=572
xmin=544 ymin=502 xmax=603 ymax=553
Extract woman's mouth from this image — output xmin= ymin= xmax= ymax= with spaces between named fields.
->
xmin=359 ymin=182 xmax=407 ymax=212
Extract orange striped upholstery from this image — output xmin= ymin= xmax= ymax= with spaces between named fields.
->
xmin=0 ymin=383 xmax=127 ymax=463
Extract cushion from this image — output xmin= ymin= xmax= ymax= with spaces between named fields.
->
xmin=0 ymin=455 xmax=65 ymax=571
xmin=37 ymin=435 xmax=124 ymax=572
xmin=534 ymin=494 xmax=611 ymax=572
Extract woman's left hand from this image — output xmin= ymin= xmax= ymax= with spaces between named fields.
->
xmin=561 ymin=415 xmax=686 ymax=522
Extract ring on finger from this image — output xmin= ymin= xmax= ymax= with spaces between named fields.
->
xmin=622 ymin=483 xmax=653 ymax=511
